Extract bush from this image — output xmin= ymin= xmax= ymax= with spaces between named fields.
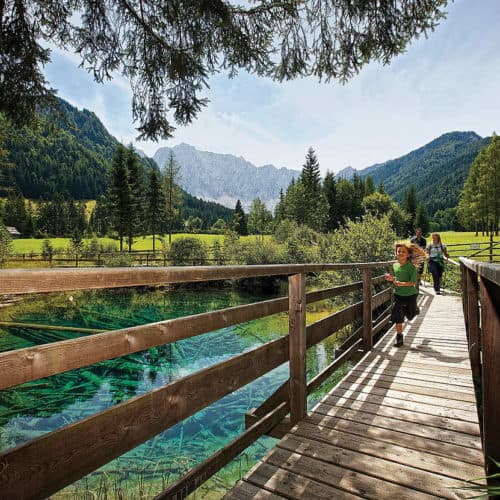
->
xmin=0 ymin=225 xmax=12 ymax=267
xmin=168 ymin=237 xmax=208 ymax=265
xmin=102 ymin=253 xmax=133 ymax=267
xmin=239 ymin=240 xmax=286 ymax=265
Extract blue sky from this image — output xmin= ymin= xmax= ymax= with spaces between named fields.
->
xmin=44 ymin=0 xmax=500 ymax=174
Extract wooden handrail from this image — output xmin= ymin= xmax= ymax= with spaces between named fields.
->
xmin=0 ymin=262 xmax=394 ymax=295
xmin=0 ymin=263 xmax=395 ymax=499
xmin=459 ymin=257 xmax=500 ymax=486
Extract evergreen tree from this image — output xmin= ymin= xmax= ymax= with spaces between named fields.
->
xmin=274 ymin=189 xmax=286 ymax=225
xmin=1 ymin=2 xmax=447 ymax=139
xmin=300 ymin=147 xmax=321 ymax=194
xmin=364 ymin=175 xmax=375 ymax=196
xmin=248 ymin=198 xmax=273 ymax=241
xmin=377 ymin=182 xmax=386 ymax=195
xmin=351 ymin=174 xmax=365 ymax=219
xmin=458 ymin=134 xmax=500 ymax=234
xmin=163 ymin=151 xmax=182 ymax=244
xmin=147 ymin=168 xmax=165 ymax=252
xmin=323 ymin=171 xmax=339 ymax=232
xmin=90 ymin=195 xmax=111 ymax=236
xmin=402 ymin=185 xmax=418 ymax=234
xmin=415 ymin=202 xmax=430 ymax=235
xmin=232 ymin=199 xmax=248 ymax=236
xmin=126 ymin=146 xmax=145 ymax=251
xmin=109 ymin=144 xmax=130 ymax=251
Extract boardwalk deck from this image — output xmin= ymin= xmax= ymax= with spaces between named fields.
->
xmin=227 ymin=290 xmax=485 ymax=499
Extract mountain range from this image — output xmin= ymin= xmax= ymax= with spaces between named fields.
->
xmin=336 ymin=131 xmax=489 ymax=214
xmin=153 ymin=144 xmax=298 ymax=210
xmin=2 ymin=98 xmax=488 ymax=218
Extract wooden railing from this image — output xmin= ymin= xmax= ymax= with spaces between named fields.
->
xmin=0 ymin=262 xmax=393 ymax=499
xmin=460 ymin=257 xmax=500 ymax=485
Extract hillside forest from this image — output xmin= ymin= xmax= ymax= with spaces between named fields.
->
xmin=0 ymin=99 xmax=498 ymax=259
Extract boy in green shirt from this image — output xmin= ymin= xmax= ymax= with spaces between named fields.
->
xmin=385 ymin=243 xmax=423 ymax=346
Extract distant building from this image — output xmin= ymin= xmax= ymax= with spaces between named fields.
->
xmin=5 ymin=226 xmax=21 ymax=238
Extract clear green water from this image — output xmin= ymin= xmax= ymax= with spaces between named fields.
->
xmin=0 ymin=287 xmax=348 ymax=499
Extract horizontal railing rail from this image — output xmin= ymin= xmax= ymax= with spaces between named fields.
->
xmin=459 ymin=257 xmax=500 ymax=488
xmin=0 ymin=262 xmax=394 ymax=499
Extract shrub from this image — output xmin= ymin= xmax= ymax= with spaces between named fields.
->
xmin=168 ymin=237 xmax=208 ymax=265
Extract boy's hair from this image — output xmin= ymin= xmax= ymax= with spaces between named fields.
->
xmin=395 ymin=243 xmax=425 ymax=264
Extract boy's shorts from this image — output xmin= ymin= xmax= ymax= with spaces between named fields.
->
xmin=391 ymin=294 xmax=419 ymax=323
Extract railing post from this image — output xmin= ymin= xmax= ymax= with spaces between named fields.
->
xmin=466 ymin=268 xmax=481 ymax=385
xmin=288 ymin=272 xmax=307 ymax=424
xmin=362 ymin=268 xmax=373 ymax=352
xmin=460 ymin=263 xmax=469 ymax=341
xmin=480 ymin=276 xmax=500 ymax=482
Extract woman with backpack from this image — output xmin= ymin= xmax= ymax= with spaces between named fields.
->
xmin=426 ymin=233 xmax=449 ymax=294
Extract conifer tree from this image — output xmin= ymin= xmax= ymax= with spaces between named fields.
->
xmin=1 ymin=1 xmax=447 ymax=140
xmin=126 ymin=146 xmax=145 ymax=251
xmin=364 ymin=175 xmax=375 ymax=196
xmin=458 ymin=134 xmax=500 ymax=234
xmin=402 ymin=185 xmax=418 ymax=234
xmin=323 ymin=171 xmax=339 ymax=232
xmin=301 ymin=148 xmax=321 ymax=194
xmin=163 ymin=151 xmax=182 ymax=244
xmin=232 ymin=199 xmax=248 ymax=236
xmin=109 ymin=144 xmax=130 ymax=251
xmin=415 ymin=202 xmax=430 ymax=235
xmin=248 ymin=198 xmax=273 ymax=241
xmin=147 ymin=168 xmax=165 ymax=252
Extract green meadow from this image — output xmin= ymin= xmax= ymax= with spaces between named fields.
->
xmin=10 ymin=234 xmax=266 ymax=254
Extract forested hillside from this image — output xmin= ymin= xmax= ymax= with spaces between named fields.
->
xmin=2 ymin=99 xmax=232 ymax=223
xmin=359 ymin=132 xmax=490 ymax=214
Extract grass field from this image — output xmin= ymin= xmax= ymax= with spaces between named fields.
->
xmin=10 ymin=234 xmax=265 ymax=254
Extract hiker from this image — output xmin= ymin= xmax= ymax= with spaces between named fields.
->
xmin=410 ymin=227 xmax=427 ymax=287
xmin=385 ymin=243 xmax=424 ymax=347
xmin=426 ymin=233 xmax=449 ymax=295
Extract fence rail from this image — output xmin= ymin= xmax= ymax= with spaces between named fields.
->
xmin=0 ymin=262 xmax=393 ymax=499
xmin=460 ymin=257 xmax=500 ymax=488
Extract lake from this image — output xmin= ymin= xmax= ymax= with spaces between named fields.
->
xmin=0 ymin=286 xmax=349 ymax=499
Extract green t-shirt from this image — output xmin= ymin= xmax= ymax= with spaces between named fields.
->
xmin=393 ymin=262 xmax=418 ymax=296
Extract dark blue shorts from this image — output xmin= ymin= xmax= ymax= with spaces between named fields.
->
xmin=391 ymin=294 xmax=418 ymax=323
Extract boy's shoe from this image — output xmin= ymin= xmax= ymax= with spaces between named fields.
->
xmin=394 ymin=334 xmax=404 ymax=347
xmin=436 ymin=291 xmax=441 ymax=295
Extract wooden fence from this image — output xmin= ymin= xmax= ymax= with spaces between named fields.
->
xmin=0 ymin=262 xmax=393 ymax=499
xmin=460 ymin=257 xmax=500 ymax=487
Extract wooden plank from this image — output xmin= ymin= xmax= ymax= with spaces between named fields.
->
xmin=305 ymin=282 xmax=362 ymax=304
xmin=460 ymin=257 xmax=500 ymax=286
xmin=249 ymin=382 xmax=288 ymax=419
xmin=292 ymin=422 xmax=484 ymax=481
xmin=323 ymin=389 xmax=478 ymax=423
xmin=355 ymin=358 xmax=474 ymax=382
xmin=156 ymin=403 xmax=289 ymax=500
xmin=288 ymin=273 xmax=307 ymax=424
xmin=306 ymin=301 xmax=363 ymax=348
xmin=362 ymin=268 xmax=373 ymax=351
xmin=311 ymin=403 xmax=481 ymax=449
xmin=305 ymin=413 xmax=483 ymax=465
xmin=0 ymin=262 xmax=396 ymax=295
xmin=347 ymin=368 xmax=476 ymax=394
xmin=264 ymin=447 xmax=437 ymax=500
xmin=0 ymin=337 xmax=288 ymax=500
xmin=0 ymin=296 xmax=289 ymax=390
xmin=277 ymin=434 xmax=477 ymax=499
xmin=358 ymin=354 xmax=473 ymax=376
xmin=243 ymin=462 xmax=360 ymax=500
xmin=340 ymin=372 xmax=477 ymax=403
xmin=224 ymin=481 xmax=286 ymax=499
xmin=480 ymin=276 xmax=500 ymax=478
xmin=316 ymin=397 xmax=480 ymax=435
xmin=0 ymin=321 xmax=105 ymax=334
xmin=371 ymin=286 xmax=392 ymax=310
xmin=331 ymin=379 xmax=477 ymax=412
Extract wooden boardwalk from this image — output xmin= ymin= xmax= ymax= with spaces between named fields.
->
xmin=227 ymin=290 xmax=485 ymax=499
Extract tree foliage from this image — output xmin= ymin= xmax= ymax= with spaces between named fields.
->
xmin=1 ymin=1 xmax=448 ymax=140
xmin=458 ymin=133 xmax=500 ymax=233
